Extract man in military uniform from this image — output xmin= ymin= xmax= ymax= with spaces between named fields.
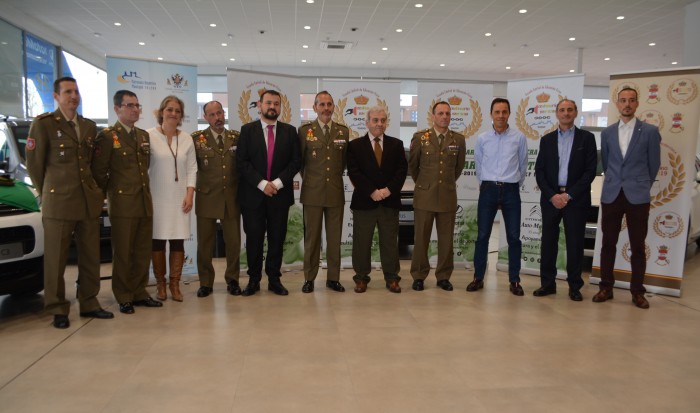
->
xmin=92 ymin=90 xmax=162 ymax=314
xmin=298 ymin=91 xmax=349 ymax=293
xmin=408 ymin=101 xmax=466 ymax=291
xmin=191 ymin=100 xmax=242 ymax=298
xmin=26 ymin=76 xmax=113 ymax=329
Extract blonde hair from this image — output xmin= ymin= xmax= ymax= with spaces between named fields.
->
xmin=154 ymin=95 xmax=185 ymax=126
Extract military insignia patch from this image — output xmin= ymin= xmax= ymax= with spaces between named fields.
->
xmin=26 ymin=138 xmax=36 ymax=151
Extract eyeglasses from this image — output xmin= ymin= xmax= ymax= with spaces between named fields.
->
xmin=121 ymin=103 xmax=143 ymax=109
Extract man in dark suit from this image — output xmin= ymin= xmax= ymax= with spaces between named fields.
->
xmin=595 ymin=87 xmax=661 ymax=309
xmin=347 ymin=107 xmax=407 ymax=293
xmin=534 ymin=99 xmax=597 ymax=301
xmin=237 ymin=90 xmax=301 ymax=296
xmin=26 ymin=77 xmax=113 ymax=328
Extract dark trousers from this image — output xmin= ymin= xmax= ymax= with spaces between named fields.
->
xmin=539 ymin=202 xmax=587 ymax=292
xmin=351 ymin=205 xmax=401 ymax=283
xmin=600 ymin=191 xmax=650 ymax=294
xmin=474 ymin=182 xmax=521 ymax=282
xmin=111 ymin=216 xmax=153 ymax=303
xmin=241 ymin=199 xmax=289 ymax=283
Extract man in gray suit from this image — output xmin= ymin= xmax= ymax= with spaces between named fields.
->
xmin=595 ymin=87 xmax=661 ymax=309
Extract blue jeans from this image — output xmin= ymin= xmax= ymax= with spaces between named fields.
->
xmin=473 ymin=182 xmax=521 ymax=282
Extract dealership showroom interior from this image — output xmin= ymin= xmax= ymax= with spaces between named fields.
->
xmin=2 ymin=0 xmax=700 ymax=412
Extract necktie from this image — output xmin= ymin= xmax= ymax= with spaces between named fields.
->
xmin=373 ymin=137 xmax=382 ymax=167
xmin=217 ymin=134 xmax=224 ymax=151
xmin=324 ymin=124 xmax=330 ymax=139
xmin=438 ymin=133 xmax=444 ymax=146
xmin=266 ymin=124 xmax=275 ymax=179
xmin=130 ymin=128 xmax=136 ymax=140
xmin=68 ymin=120 xmax=78 ymax=138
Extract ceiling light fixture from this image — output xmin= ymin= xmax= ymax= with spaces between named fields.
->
xmin=485 ymin=32 xmax=492 ymax=37
xmin=415 ymin=3 xmax=423 ymax=7
xmin=307 ymin=0 xmax=315 ymax=3
xmin=617 ymin=16 xmax=624 ymax=20
xmin=671 ymin=61 xmax=678 ymax=65
xmin=533 ymin=53 xmax=540 ymax=57
xmin=138 ymin=42 xmax=145 ymax=46
xmin=209 ymin=23 xmax=216 ymax=27
xmin=506 ymin=66 xmax=511 ymax=70
xmin=230 ymin=58 xmax=236 ymax=61
xmin=439 ymin=63 xmax=445 ymax=67
xmin=649 ymin=42 xmax=656 ymax=46
xmin=382 ymin=47 xmax=388 ymax=51
xmin=569 ymin=37 xmax=575 ymax=41
xmin=93 ymin=32 xmax=101 ymax=37
xmin=569 ymin=69 xmax=575 ymax=73
xmin=301 ymin=59 xmax=307 ymax=63
xmin=519 ymin=9 xmax=527 ymax=14
xmin=459 ymin=50 xmax=465 ymax=54
xmin=304 ymin=25 xmax=311 ymax=30
xmin=114 ymin=22 xmax=122 ymax=26
xmin=157 ymin=57 xmax=163 ymax=61
xmin=396 ymin=29 xmax=403 ymax=32
xmin=221 ymin=43 xmax=227 ymax=46
xmin=372 ymin=61 xmax=376 ymax=64
xmin=302 ymin=44 xmax=309 ymax=48
xmin=604 ymin=57 xmax=610 ymax=61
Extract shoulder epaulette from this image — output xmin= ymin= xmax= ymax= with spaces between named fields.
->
xmin=226 ymin=130 xmax=240 ymax=137
xmin=335 ymin=122 xmax=349 ymax=130
xmin=80 ymin=116 xmax=96 ymax=125
xmin=36 ymin=112 xmax=52 ymax=120
xmin=191 ymin=130 xmax=205 ymax=137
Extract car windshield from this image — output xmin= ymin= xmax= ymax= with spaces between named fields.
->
xmin=10 ymin=123 xmax=30 ymax=162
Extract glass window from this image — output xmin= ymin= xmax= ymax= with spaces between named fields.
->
xmin=580 ymin=98 xmax=609 ymax=128
xmin=197 ymin=92 xmax=229 ymax=129
xmin=0 ymin=19 xmax=23 ymax=117
xmin=61 ymin=51 xmax=108 ymax=120
xmin=300 ymin=93 xmax=315 ymax=122
xmin=400 ymin=94 xmax=417 ymax=123
xmin=24 ymin=32 xmax=56 ymax=117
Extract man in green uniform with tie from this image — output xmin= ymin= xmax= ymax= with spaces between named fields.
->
xmin=26 ymin=76 xmax=113 ymax=329
xmin=297 ymin=91 xmax=349 ymax=293
xmin=92 ymin=90 xmax=162 ymax=314
xmin=191 ymin=101 xmax=242 ymax=297
xmin=408 ymin=101 xmax=466 ymax=291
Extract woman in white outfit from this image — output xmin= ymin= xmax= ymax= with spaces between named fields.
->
xmin=147 ymin=95 xmax=197 ymax=301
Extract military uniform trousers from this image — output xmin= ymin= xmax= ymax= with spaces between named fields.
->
xmin=196 ymin=209 xmax=241 ymax=288
xmin=110 ymin=216 xmax=153 ymax=304
xmin=42 ymin=217 xmax=102 ymax=315
xmin=303 ymin=204 xmax=343 ymax=282
xmin=351 ymin=205 xmax=401 ymax=283
xmin=410 ymin=208 xmax=456 ymax=281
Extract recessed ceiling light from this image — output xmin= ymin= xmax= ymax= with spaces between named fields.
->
xmin=415 ymin=3 xmax=423 ymax=7
xmin=649 ymin=42 xmax=656 ymax=46
xmin=138 ymin=42 xmax=145 ymax=46
xmin=381 ymin=47 xmax=388 ymax=51
xmin=459 ymin=50 xmax=465 ymax=54
xmin=485 ymin=32 xmax=492 ymax=37
xmin=371 ymin=61 xmax=376 ymax=65
xmin=439 ymin=63 xmax=445 ymax=67
xmin=301 ymin=59 xmax=307 ymax=63
xmin=302 ymin=44 xmax=309 ymax=48
xmin=114 ymin=22 xmax=122 ymax=26
xmin=505 ymin=66 xmax=511 ymax=70
xmin=569 ymin=37 xmax=575 ymax=41
xmin=533 ymin=53 xmax=540 ymax=57
xmin=221 ymin=43 xmax=227 ymax=46
xmin=306 ymin=0 xmax=314 ymax=3
xmin=519 ymin=9 xmax=527 ymax=14
xmin=304 ymin=25 xmax=311 ymax=30
xmin=157 ymin=57 xmax=163 ymax=61
xmin=604 ymin=57 xmax=610 ymax=61
xmin=209 ymin=23 xmax=217 ymax=27
xmin=395 ymin=29 xmax=403 ymax=33
xmin=93 ymin=32 xmax=101 ymax=38
xmin=230 ymin=58 xmax=236 ymax=61
xmin=1 ymin=42 xmax=7 ymax=45
xmin=569 ymin=69 xmax=575 ymax=73
xmin=617 ymin=16 xmax=624 ymax=20
xmin=671 ymin=61 xmax=678 ymax=65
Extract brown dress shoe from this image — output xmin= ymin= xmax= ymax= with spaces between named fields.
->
xmin=509 ymin=282 xmax=524 ymax=296
xmin=386 ymin=280 xmax=401 ymax=293
xmin=632 ymin=293 xmax=650 ymax=309
xmin=354 ymin=280 xmax=367 ymax=293
xmin=466 ymin=278 xmax=484 ymax=292
xmin=592 ymin=288 xmax=614 ymax=303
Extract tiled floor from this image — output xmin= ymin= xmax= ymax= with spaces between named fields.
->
xmin=2 ymin=242 xmax=700 ymax=412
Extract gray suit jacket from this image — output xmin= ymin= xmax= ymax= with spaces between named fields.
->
xmin=600 ymin=118 xmax=661 ymax=205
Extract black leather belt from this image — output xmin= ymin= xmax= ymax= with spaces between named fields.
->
xmin=483 ymin=180 xmax=517 ymax=186
xmin=558 ymin=186 xmax=566 ymax=193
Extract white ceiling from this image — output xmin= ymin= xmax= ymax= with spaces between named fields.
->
xmin=1 ymin=0 xmax=693 ymax=86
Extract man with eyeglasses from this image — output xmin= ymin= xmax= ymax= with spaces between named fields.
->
xmin=26 ymin=76 xmax=113 ymax=329
xmin=191 ymin=101 xmax=242 ymax=298
xmin=92 ymin=90 xmax=162 ymax=315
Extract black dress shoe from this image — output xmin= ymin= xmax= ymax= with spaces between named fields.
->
xmin=227 ymin=280 xmax=242 ymax=296
xmin=133 ymin=297 xmax=163 ymax=307
xmin=437 ymin=280 xmax=453 ymax=291
xmin=119 ymin=302 xmax=135 ymax=314
xmin=268 ymin=280 xmax=289 ymax=296
xmin=53 ymin=314 xmax=70 ymax=329
xmin=80 ymin=309 xmax=115 ymax=319
xmin=197 ymin=286 xmax=213 ymax=298
xmin=241 ymin=282 xmax=260 ymax=296
xmin=412 ymin=279 xmax=424 ymax=291
xmin=302 ymin=280 xmax=314 ymax=293
xmin=509 ymin=282 xmax=524 ymax=296
xmin=533 ymin=286 xmax=557 ymax=297
xmin=326 ymin=280 xmax=345 ymax=292
xmin=569 ymin=290 xmax=583 ymax=301
xmin=466 ymin=278 xmax=484 ymax=292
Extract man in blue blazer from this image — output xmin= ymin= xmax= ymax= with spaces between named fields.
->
xmin=595 ymin=87 xmax=661 ymax=309
xmin=237 ymin=90 xmax=301 ymax=296
xmin=534 ymin=99 xmax=597 ymax=301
